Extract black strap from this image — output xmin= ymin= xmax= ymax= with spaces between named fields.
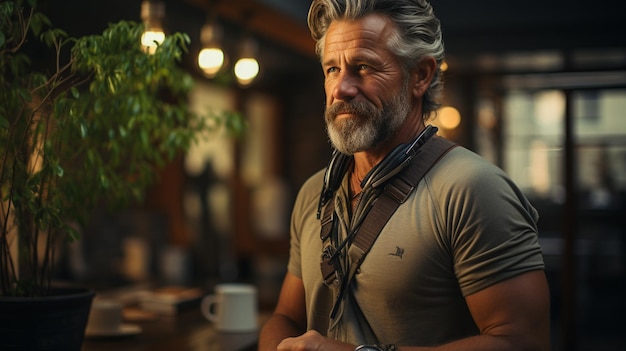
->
xmin=352 ymin=135 xmax=456 ymax=255
xmin=320 ymin=136 xmax=457 ymax=318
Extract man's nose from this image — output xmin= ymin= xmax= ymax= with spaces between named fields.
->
xmin=331 ymin=71 xmax=358 ymax=101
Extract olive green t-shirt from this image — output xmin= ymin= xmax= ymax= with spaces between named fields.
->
xmin=287 ymin=146 xmax=545 ymax=347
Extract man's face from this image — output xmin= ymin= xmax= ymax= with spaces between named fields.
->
xmin=322 ymin=14 xmax=410 ymax=155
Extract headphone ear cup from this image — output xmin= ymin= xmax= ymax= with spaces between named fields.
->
xmin=318 ymin=150 xmax=352 ymax=214
xmin=328 ymin=152 xmax=351 ymax=190
xmin=361 ymin=142 xmax=408 ymax=189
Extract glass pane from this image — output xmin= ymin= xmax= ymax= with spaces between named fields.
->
xmin=574 ymin=89 xmax=626 ymax=197
xmin=502 ymin=90 xmax=565 ymax=202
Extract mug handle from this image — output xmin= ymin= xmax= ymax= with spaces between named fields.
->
xmin=200 ymin=295 xmax=219 ymax=323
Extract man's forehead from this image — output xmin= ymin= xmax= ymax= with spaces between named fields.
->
xmin=323 ymin=14 xmax=395 ymax=56
xmin=326 ymin=14 xmax=394 ymax=40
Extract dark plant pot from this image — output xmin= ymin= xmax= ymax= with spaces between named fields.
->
xmin=0 ymin=287 xmax=95 ymax=351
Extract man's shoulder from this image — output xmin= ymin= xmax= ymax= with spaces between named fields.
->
xmin=426 ymin=146 xmax=510 ymax=188
xmin=293 ymin=168 xmax=326 ymax=207
xmin=433 ymin=146 xmax=503 ymax=178
xmin=300 ymin=168 xmax=326 ymax=193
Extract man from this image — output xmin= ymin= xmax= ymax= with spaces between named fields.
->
xmin=259 ymin=1 xmax=550 ymax=350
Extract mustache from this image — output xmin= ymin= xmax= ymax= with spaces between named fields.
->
xmin=325 ymin=101 xmax=377 ymax=120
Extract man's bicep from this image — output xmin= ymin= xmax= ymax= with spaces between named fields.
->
xmin=465 ymin=270 xmax=551 ymax=351
xmin=273 ymin=272 xmax=307 ymax=331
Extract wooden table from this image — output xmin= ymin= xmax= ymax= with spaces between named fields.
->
xmin=82 ymin=308 xmax=260 ymax=351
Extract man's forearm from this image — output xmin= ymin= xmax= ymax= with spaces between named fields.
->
xmin=258 ymin=313 xmax=306 ymax=351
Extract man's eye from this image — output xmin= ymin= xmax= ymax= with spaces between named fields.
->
xmin=358 ymin=64 xmax=369 ymax=71
xmin=326 ymin=67 xmax=338 ymax=74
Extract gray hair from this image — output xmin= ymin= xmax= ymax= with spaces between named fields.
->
xmin=308 ymin=0 xmax=445 ymax=118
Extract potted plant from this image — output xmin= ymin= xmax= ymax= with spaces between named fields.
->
xmin=0 ymin=0 xmax=243 ymax=349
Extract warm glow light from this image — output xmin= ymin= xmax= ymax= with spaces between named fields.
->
xmin=140 ymin=1 xmax=165 ymax=55
xmin=198 ymin=48 xmax=225 ymax=77
xmin=438 ymin=106 xmax=462 ymax=130
xmin=440 ymin=61 xmax=449 ymax=72
xmin=198 ymin=21 xmax=224 ymax=77
xmin=234 ymin=58 xmax=259 ymax=85
xmin=141 ymin=30 xmax=165 ymax=54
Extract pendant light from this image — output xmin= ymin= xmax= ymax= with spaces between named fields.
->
xmin=234 ymin=36 xmax=259 ymax=86
xmin=198 ymin=17 xmax=225 ymax=77
xmin=140 ymin=0 xmax=165 ymax=54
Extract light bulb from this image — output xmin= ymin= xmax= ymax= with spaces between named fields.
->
xmin=141 ymin=30 xmax=165 ymax=54
xmin=234 ymin=58 xmax=259 ymax=85
xmin=198 ymin=48 xmax=225 ymax=77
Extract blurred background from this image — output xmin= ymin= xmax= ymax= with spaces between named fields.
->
xmin=39 ymin=0 xmax=624 ymax=350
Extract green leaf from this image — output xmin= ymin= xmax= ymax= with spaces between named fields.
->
xmin=66 ymin=226 xmax=80 ymax=242
xmin=53 ymin=164 xmax=64 ymax=177
xmin=100 ymin=173 xmax=109 ymax=188
xmin=0 ymin=2 xmax=15 ymax=16
xmin=94 ymin=100 xmax=103 ymax=114
xmin=140 ymin=129 xmax=148 ymax=146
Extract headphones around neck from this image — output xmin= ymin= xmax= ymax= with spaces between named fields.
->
xmin=317 ymin=125 xmax=438 ymax=219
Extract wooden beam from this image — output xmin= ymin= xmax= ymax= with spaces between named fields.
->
xmin=185 ymin=0 xmax=316 ymax=58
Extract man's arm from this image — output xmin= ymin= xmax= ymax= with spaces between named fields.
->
xmin=408 ymin=269 xmax=551 ymax=351
xmin=258 ymin=272 xmax=308 ymax=351
xmin=459 ymin=269 xmax=551 ymax=350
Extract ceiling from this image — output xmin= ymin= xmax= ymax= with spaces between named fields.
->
xmin=252 ymin=0 xmax=626 ymax=51
xmin=186 ymin=0 xmax=626 ymax=76
xmin=43 ymin=0 xmax=626 ymax=88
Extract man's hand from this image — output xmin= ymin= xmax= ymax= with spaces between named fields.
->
xmin=277 ymin=330 xmax=355 ymax=351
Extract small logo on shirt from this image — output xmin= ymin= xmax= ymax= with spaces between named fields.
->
xmin=389 ymin=246 xmax=404 ymax=259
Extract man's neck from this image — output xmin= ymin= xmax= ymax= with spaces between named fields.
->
xmin=351 ymin=121 xmax=427 ymax=179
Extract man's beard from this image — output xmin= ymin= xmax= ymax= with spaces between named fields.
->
xmin=324 ymin=91 xmax=411 ymax=155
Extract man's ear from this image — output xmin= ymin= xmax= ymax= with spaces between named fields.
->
xmin=411 ymin=57 xmax=437 ymax=98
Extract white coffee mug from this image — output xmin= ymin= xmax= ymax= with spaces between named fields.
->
xmin=201 ymin=283 xmax=258 ymax=332
xmin=85 ymin=299 xmax=123 ymax=334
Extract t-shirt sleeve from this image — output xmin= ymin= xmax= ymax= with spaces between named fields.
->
xmin=287 ymin=169 xmax=326 ymax=279
xmin=430 ymin=149 xmax=544 ymax=296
